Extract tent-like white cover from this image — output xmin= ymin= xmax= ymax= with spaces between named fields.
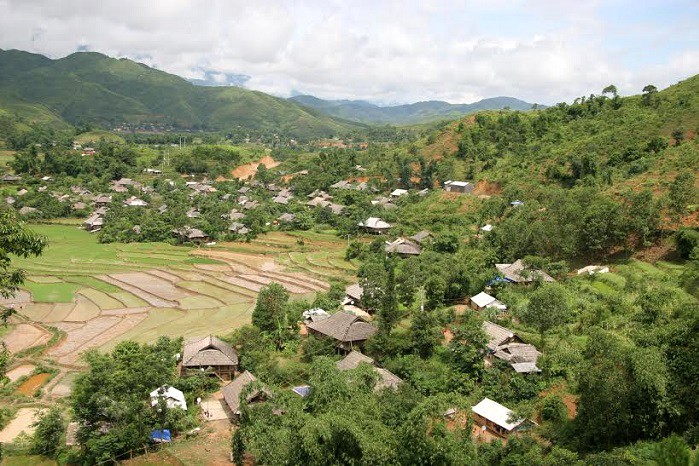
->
xmin=472 ymin=397 xmax=523 ymax=431
xmin=150 ymin=385 xmax=187 ymax=411
xmin=471 ymin=291 xmax=507 ymax=310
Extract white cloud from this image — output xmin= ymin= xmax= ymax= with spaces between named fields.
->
xmin=0 ymin=0 xmax=696 ymax=105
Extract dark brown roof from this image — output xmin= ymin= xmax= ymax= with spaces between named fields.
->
xmin=222 ymin=371 xmax=267 ymax=414
xmin=182 ymin=335 xmax=238 ymax=367
xmin=306 ymin=311 xmax=377 ymax=343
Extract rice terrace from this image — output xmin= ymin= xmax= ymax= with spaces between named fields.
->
xmin=2 ymin=222 xmax=355 ymax=398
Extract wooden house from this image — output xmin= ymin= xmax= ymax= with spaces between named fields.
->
xmin=443 ymin=180 xmax=474 ymax=193
xmin=306 ymin=311 xmax=377 ymax=352
xmin=181 ymin=335 xmax=239 ymax=380
xmin=483 ymin=321 xmax=541 ymax=373
xmin=358 ymin=217 xmax=392 ymax=234
xmin=222 ymin=371 xmax=270 ymax=422
xmin=472 ymin=398 xmax=530 ymax=439
xmin=495 ymin=259 xmax=555 ymax=284
xmin=470 ymin=291 xmax=507 ymax=311
xmin=385 ymin=238 xmax=422 ymax=257
xmin=336 ymin=351 xmax=403 ymax=391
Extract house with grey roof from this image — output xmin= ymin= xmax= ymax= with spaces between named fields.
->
xmin=222 ymin=371 xmax=270 ymax=422
xmin=495 ymin=259 xmax=555 ymax=284
xmin=84 ymin=214 xmax=104 ymax=232
xmin=385 ymin=238 xmax=421 ymax=257
xmin=410 ymin=230 xmax=433 ymax=244
xmin=359 ymin=217 xmax=392 ymax=234
xmin=483 ymin=321 xmax=541 ymax=374
xmin=443 ymin=180 xmax=475 ymax=193
xmin=181 ymin=335 xmax=238 ymax=380
xmin=277 ymin=213 xmax=296 ymax=224
xmin=172 ymin=227 xmax=210 ymax=244
xmin=306 ymin=311 xmax=377 ymax=351
xmin=18 ymin=206 xmax=39 ymax=216
xmin=336 ymin=351 xmax=403 ymax=391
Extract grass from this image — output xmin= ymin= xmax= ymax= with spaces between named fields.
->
xmin=101 ymin=302 xmax=253 ymax=350
xmin=177 ymin=295 xmax=226 ymax=310
xmin=185 ymin=257 xmax=225 ymax=265
xmin=78 ymin=288 xmax=124 ymax=310
xmin=2 ymin=455 xmax=57 ymax=466
xmin=62 ymin=275 xmax=123 ymax=293
xmin=0 ymin=148 xmax=15 ymax=168
xmin=22 ymin=282 xmax=81 ymax=303
xmin=14 ymin=225 xmax=196 ymax=274
xmin=25 ymin=276 xmax=62 ymax=284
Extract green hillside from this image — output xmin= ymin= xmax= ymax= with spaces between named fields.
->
xmin=289 ymin=94 xmax=538 ymax=125
xmin=415 ymin=75 xmax=699 ymax=195
xmin=0 ymin=49 xmax=364 ymax=139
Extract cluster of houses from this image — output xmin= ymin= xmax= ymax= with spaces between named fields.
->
xmin=151 ymin=311 xmax=536 ymax=443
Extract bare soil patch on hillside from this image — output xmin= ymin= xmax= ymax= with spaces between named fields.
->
xmin=231 ymin=155 xmax=278 ymax=180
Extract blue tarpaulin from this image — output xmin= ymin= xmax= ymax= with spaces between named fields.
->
xmin=151 ymin=429 xmax=171 ymax=443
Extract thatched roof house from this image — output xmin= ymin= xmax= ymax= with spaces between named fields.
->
xmin=306 ymin=311 xmax=377 ymax=351
xmin=336 ymin=351 xmax=403 ymax=391
xmin=222 ymin=371 xmax=269 ymax=421
xmin=359 ymin=217 xmax=391 ymax=234
xmin=495 ymin=260 xmax=555 ymax=284
xmin=385 ymin=238 xmax=422 ymax=257
xmin=181 ymin=335 xmax=239 ymax=380
xmin=483 ymin=321 xmax=541 ymax=373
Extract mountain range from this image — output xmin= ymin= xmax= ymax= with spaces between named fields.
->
xmin=0 ymin=49 xmax=361 ymax=139
xmin=288 ymin=95 xmax=540 ymax=125
xmin=0 ymin=49 xmax=539 ymax=137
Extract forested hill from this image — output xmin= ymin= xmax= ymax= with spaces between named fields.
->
xmin=0 ymin=49 xmax=363 ymax=139
xmin=289 ymin=94 xmax=539 ymax=125
xmin=417 ymin=74 xmax=699 ymax=197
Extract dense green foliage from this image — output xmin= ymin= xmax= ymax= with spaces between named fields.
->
xmin=31 ymin=407 xmax=65 ymax=458
xmin=71 ymin=337 xmax=216 ymax=463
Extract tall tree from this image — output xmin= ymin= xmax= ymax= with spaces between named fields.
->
xmin=378 ymin=258 xmax=400 ymax=334
xmin=251 ymin=283 xmax=290 ymax=348
xmin=520 ymin=283 xmax=571 ymax=348
xmin=32 ymin=407 xmax=65 ymax=458
xmin=642 ymin=84 xmax=658 ymax=107
xmin=668 ymin=171 xmax=696 ymax=220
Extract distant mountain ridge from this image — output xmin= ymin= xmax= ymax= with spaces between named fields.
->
xmin=0 ymin=49 xmax=363 ymax=139
xmin=289 ymin=95 xmax=541 ymax=125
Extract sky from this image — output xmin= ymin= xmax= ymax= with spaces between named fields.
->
xmin=0 ymin=0 xmax=697 ymax=105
